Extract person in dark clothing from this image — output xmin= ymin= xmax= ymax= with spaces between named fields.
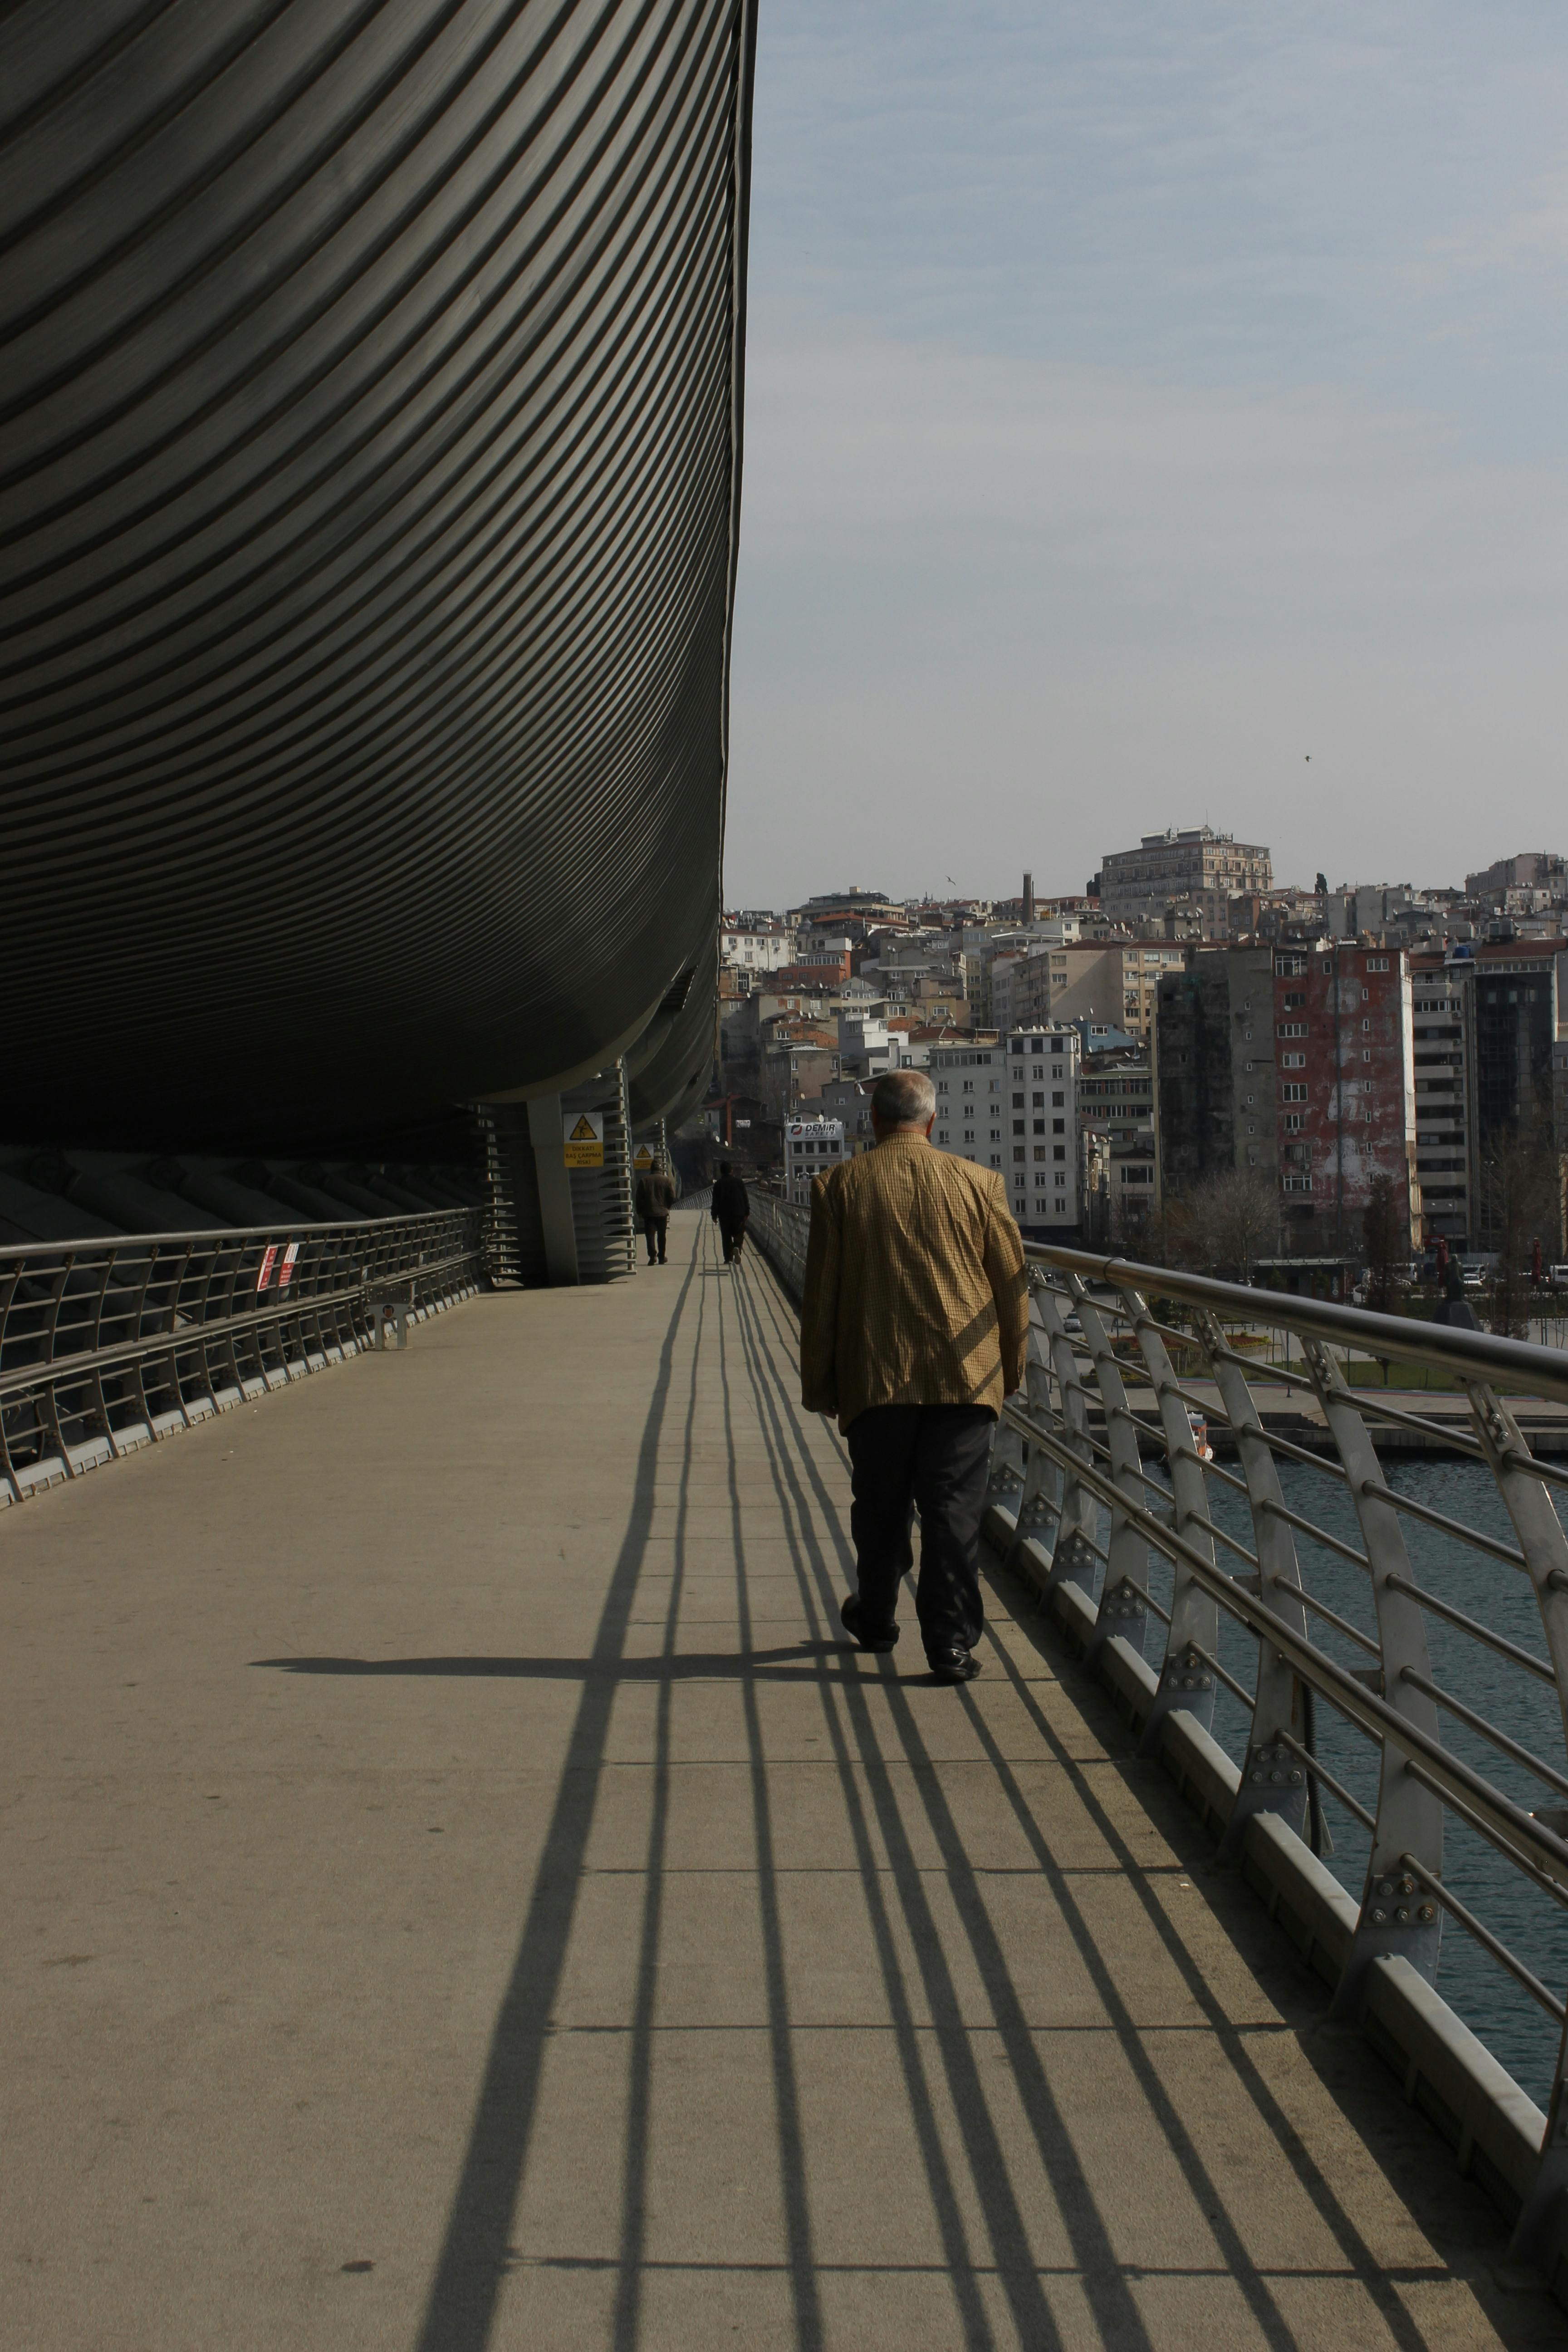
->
xmin=633 ymin=1160 xmax=678 ymax=1264
xmin=710 ymin=1161 xmax=750 ymax=1264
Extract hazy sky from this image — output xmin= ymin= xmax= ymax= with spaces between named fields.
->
xmin=723 ymin=2 xmax=1568 ymax=910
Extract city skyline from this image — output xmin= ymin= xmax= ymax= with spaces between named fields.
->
xmin=725 ymin=2 xmax=1568 ymax=911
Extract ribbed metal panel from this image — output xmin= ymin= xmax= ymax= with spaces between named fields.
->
xmin=0 ymin=0 xmax=753 ymax=1149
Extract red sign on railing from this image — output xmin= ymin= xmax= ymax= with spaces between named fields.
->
xmin=257 ymin=1245 xmax=279 ymax=1291
xmin=278 ymin=1242 xmax=299 ymax=1289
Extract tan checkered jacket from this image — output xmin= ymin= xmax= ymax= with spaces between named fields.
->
xmin=798 ymin=1131 xmax=1029 ymax=1431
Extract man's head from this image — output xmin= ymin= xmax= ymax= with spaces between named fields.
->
xmin=718 ymin=1160 xmax=732 ymax=1176
xmin=870 ymin=1068 xmax=936 ymax=1140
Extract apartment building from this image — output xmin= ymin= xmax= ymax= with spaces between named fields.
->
xmin=931 ymin=1027 xmax=1083 ymax=1237
xmin=993 ymin=940 xmax=1186 ymax=1043
xmin=1406 ymin=937 xmax=1568 ymax=1249
xmin=1404 ymin=952 xmax=1473 ymax=1243
xmin=784 ymin=1117 xmax=845 ymax=1206
xmin=1099 ymin=827 xmax=1272 ymax=939
xmin=1157 ymin=942 xmax=1420 ymax=1252
xmin=720 ymin=917 xmax=793 ymax=975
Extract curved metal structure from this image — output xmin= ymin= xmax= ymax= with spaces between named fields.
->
xmin=0 ymin=0 xmax=753 ymax=1150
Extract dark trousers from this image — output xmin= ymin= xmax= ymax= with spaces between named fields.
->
xmin=718 ymin=1220 xmax=746 ymax=1262
xmin=845 ymin=1404 xmax=995 ymax=1660
xmin=642 ymin=1215 xmax=668 ymax=1263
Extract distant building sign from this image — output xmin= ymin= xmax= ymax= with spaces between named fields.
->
xmin=564 ymin=1110 xmax=605 ymax=1169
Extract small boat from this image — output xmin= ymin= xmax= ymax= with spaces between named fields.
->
xmin=1186 ymin=1407 xmax=1214 ymax=1463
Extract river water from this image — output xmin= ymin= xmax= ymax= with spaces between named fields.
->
xmin=1123 ymin=1457 xmax=1568 ymax=2106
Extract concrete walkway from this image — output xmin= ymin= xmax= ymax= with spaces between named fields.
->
xmin=1 ymin=1212 xmax=1560 ymax=2351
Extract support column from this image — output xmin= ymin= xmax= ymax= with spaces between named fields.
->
xmin=527 ymin=1094 xmax=579 ymax=1286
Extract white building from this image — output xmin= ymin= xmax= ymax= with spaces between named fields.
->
xmin=930 ymin=1027 xmax=1083 ymax=1235
xmin=784 ymin=1117 xmax=846 ymax=1205
xmin=720 ymin=917 xmax=794 ymax=975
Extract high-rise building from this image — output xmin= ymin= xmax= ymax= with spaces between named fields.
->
xmin=1407 ymin=937 xmax=1568 ymax=1250
xmin=931 ymin=1028 xmax=1082 ymax=1236
xmin=1100 ymin=827 xmax=1272 ymax=939
xmin=1156 ymin=942 xmax=1420 ymax=1255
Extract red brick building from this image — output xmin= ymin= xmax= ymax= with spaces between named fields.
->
xmin=1271 ymin=944 xmax=1420 ymax=1253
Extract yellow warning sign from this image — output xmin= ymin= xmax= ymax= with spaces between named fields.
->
xmin=564 ymin=1109 xmax=605 ymax=1169
xmin=633 ymin=1145 xmax=655 ymax=1171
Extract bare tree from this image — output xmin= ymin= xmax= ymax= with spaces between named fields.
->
xmin=1166 ymin=1164 xmax=1279 ymax=1282
xmin=1361 ymin=1174 xmax=1406 ymax=1316
xmin=1478 ymin=1125 xmax=1561 ymax=1339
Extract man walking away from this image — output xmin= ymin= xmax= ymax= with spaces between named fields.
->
xmin=799 ymin=1069 xmax=1028 ymax=1684
xmin=710 ymin=1160 xmax=750 ymax=1264
xmin=633 ymin=1156 xmax=678 ymax=1265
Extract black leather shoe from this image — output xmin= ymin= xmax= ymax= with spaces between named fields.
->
xmin=927 ymin=1648 xmax=981 ymax=1685
xmin=841 ymin=1594 xmax=898 ymax=1653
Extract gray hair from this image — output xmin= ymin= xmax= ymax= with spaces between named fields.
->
xmin=871 ymin=1068 xmax=936 ymax=1127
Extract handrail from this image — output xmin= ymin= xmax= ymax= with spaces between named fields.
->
xmin=1031 ymin=1240 xmax=1568 ymax=1402
xmin=0 ymin=1209 xmax=485 ymax=1504
xmin=995 ymin=1240 xmax=1568 ymax=2264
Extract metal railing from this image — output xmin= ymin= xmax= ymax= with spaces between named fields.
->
xmin=750 ymin=1194 xmax=1568 ymax=2262
xmin=749 ymin=1190 xmax=808 ymax=1298
xmin=0 ymin=1210 xmax=485 ymax=1504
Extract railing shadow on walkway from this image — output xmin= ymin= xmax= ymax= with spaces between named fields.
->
xmin=252 ymin=1222 xmax=1554 ymax=2350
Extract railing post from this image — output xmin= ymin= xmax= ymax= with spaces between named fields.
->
xmin=1300 ymin=1338 xmax=1444 ymax=2012
xmin=1033 ymin=1280 xmax=1100 ymax=1603
xmin=986 ymin=1284 xmax=1058 ymax=1576
xmin=1195 ymin=1309 xmax=1312 ymax=1854
xmin=1126 ymin=1287 xmax=1218 ymax=1750
xmin=1463 ymin=1381 xmax=1568 ymax=2263
xmin=1067 ymin=1274 xmax=1150 ymax=1664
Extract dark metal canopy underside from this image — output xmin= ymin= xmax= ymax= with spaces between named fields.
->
xmin=0 ymin=0 xmax=753 ymax=1150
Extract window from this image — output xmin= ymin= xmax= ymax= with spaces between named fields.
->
xmin=1281 ymin=1052 xmax=1306 ymax=1069
xmin=1284 ymin=1113 xmax=1303 ymax=1133
xmin=1052 ymin=1091 xmax=1064 ymax=1107
xmin=1032 ymin=1091 xmax=1044 ymax=1108
xmin=1054 ymin=1145 xmax=1066 ymax=1161
xmin=936 ymin=1080 xmax=948 ymax=1094
xmin=1361 ymin=1017 xmax=1370 ymax=1032
xmin=1277 ymin=955 xmax=1306 ymax=977
xmin=989 ymin=1154 xmax=1001 ymax=1167
xmin=1013 ymin=1146 xmax=1025 ymax=1162
xmin=1283 ymin=990 xmax=1306 ymax=1009
xmin=1033 ymin=1118 xmax=1044 ymax=1136
xmin=1053 ymin=1118 xmax=1065 ymax=1134
xmin=1033 ymin=1145 xmax=1046 ymax=1161
xmin=1283 ymin=1083 xmax=1308 ymax=1102
xmin=1362 ymin=1049 xmax=1371 ymax=1063
xmin=1012 ymin=1091 xmax=1024 ymax=1108
xmin=1013 ymin=1119 xmax=1024 ymax=1135
xmin=962 ymin=1079 xmax=974 ymax=1093
xmin=1283 ymin=1175 xmax=1313 ymax=1193
xmin=1277 ymin=1022 xmax=1307 ymax=1038
xmin=1367 ymin=956 xmax=1390 ymax=972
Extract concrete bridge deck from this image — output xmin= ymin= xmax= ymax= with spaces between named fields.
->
xmin=1 ymin=1210 xmax=1559 ymax=2351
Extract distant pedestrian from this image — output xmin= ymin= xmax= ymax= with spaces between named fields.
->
xmin=634 ymin=1157 xmax=678 ymax=1265
xmin=799 ymin=1068 xmax=1028 ymax=1684
xmin=710 ymin=1160 xmax=750 ymax=1264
